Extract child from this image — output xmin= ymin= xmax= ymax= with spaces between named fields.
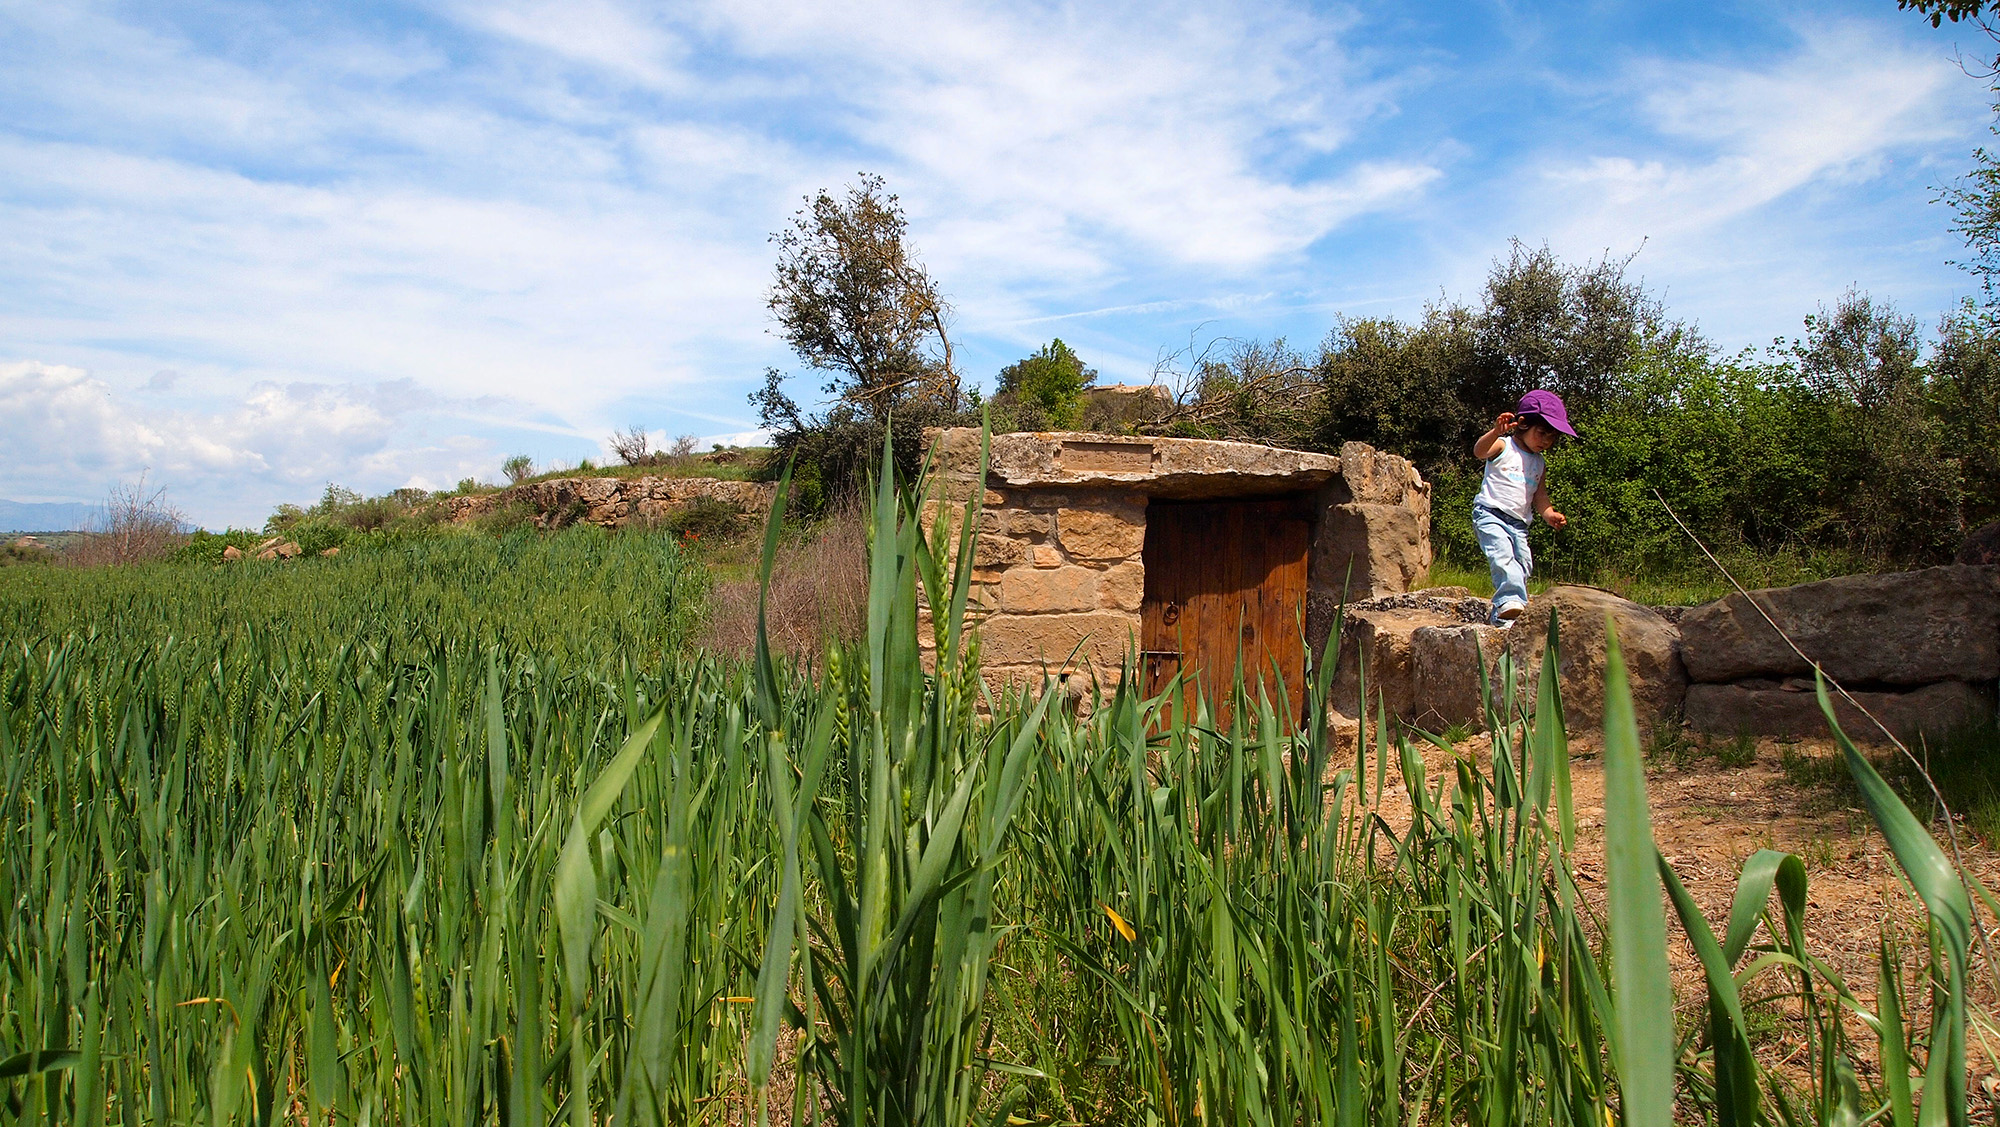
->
xmin=1471 ymin=389 xmax=1574 ymax=626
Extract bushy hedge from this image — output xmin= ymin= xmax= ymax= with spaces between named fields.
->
xmin=1212 ymin=250 xmax=1998 ymax=583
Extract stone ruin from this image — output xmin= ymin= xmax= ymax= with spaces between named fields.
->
xmin=922 ymin=427 xmax=1433 ymax=705
xmin=925 ymin=425 xmax=1995 ymax=743
xmin=441 ymin=475 xmax=777 ymax=530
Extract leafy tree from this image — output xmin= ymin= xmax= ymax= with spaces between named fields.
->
xmin=995 ymin=339 xmax=1097 ymax=429
xmin=1474 ymin=240 xmax=1673 ymax=413
xmin=1931 ymin=301 xmax=2000 ymax=524
xmin=1793 ymin=289 xmax=1923 ymax=410
xmin=753 ymin=176 xmax=974 ymax=513
xmin=1896 ymin=0 xmax=1990 ymax=28
xmin=502 ymin=455 xmax=534 ymax=484
xmin=1795 ymin=291 xmax=1966 ymax=559
xmin=766 ymin=173 xmax=959 ymax=420
xmin=1900 ymin=0 xmax=2000 ymax=294
xmin=1310 ymin=244 xmax=1687 ymax=471
xmin=1316 ymin=304 xmax=1480 ymax=467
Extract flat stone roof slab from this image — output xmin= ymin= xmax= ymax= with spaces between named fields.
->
xmin=941 ymin=429 xmax=1341 ymax=500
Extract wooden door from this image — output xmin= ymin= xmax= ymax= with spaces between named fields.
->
xmin=1140 ymin=498 xmax=1310 ymax=730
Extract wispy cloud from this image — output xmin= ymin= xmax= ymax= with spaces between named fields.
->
xmin=1534 ymin=25 xmax=1963 ymax=242
xmin=0 ymin=1 xmax=1987 ymax=524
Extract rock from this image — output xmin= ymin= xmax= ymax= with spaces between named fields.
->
xmin=1315 ymin=503 xmax=1430 ymax=598
xmin=1330 ymin=606 xmax=1432 ymax=720
xmin=1081 ymin=384 xmax=1172 ymax=428
xmin=1686 ymin=679 xmax=1995 ymax=741
xmin=1410 ymin=623 xmax=1510 ymax=730
xmin=1327 ymin=589 xmax=1501 ymax=729
xmin=1960 ymin=519 xmax=2000 ymax=566
xmin=997 ymin=566 xmax=1099 ymax=614
xmin=222 ymin=545 xmax=243 ymax=561
xmin=965 ymin=430 xmax=1343 ymax=499
xmin=976 ymin=611 xmax=1135 ymax=669
xmin=1506 ymin=586 xmax=1689 ymax=732
xmin=1308 ymin=443 xmax=1434 ymax=598
xmin=1097 ymin=562 xmax=1145 ymax=612
xmin=320 ymin=547 xmax=339 ymax=557
xmin=1679 ymin=565 xmax=2000 ymax=686
xmin=1336 ymin=441 xmax=1430 ymax=506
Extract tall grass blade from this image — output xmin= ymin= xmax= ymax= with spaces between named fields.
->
xmin=1600 ymin=619 xmax=1675 ymax=1127
xmin=1816 ymin=676 xmax=1970 ymax=1127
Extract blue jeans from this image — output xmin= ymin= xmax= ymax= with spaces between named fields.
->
xmin=1473 ymin=504 xmax=1532 ymax=623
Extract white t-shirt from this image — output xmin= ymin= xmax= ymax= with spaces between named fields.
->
xmin=1475 ymin=435 xmax=1544 ymax=522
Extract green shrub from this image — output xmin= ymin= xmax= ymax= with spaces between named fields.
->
xmin=994 ymin=339 xmax=1095 ymax=430
xmin=0 ymin=540 xmax=53 ymax=567
xmin=656 ymin=497 xmax=744 ymax=543
xmin=172 ymin=528 xmax=267 ymax=564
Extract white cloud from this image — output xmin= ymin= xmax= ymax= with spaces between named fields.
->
xmin=1523 ymin=25 xmax=1969 ymax=261
xmin=0 ymin=360 xmax=502 ymax=525
xmin=469 ymin=0 xmax=1437 ymax=274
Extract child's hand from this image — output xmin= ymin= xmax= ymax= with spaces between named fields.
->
xmin=1543 ymin=508 xmax=1568 ymax=531
xmin=1494 ymin=411 xmax=1520 ymax=434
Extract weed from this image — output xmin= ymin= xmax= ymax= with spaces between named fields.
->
xmin=1780 ymin=742 xmax=1853 ymax=791
xmin=1646 ymin=720 xmax=1697 ymax=766
xmin=654 ymin=496 xmax=746 ymax=542
xmin=1881 ymin=717 xmax=2000 ymax=830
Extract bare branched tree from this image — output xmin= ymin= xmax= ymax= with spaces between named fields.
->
xmin=65 ymin=473 xmax=188 ymax=567
xmin=610 ymin=426 xmax=651 ymax=466
xmin=1138 ymin=330 xmax=1316 ymax=444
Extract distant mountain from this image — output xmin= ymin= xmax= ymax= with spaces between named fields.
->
xmin=0 ymin=499 xmax=101 ymax=533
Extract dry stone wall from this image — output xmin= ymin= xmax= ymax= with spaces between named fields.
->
xmin=441 ymin=476 xmax=777 ymax=530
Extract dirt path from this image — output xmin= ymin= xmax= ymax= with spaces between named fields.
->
xmin=1359 ymin=729 xmax=2000 ymax=1109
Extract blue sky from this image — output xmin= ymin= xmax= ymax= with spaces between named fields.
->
xmin=0 ymin=0 xmax=1992 ymax=527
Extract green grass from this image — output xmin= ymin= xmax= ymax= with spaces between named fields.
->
xmin=0 ymin=444 xmax=1982 ymax=1126
xmin=1423 ymin=543 xmax=1876 ymax=608
xmin=1883 ymin=718 xmax=2000 ymax=847
xmin=1 ymin=524 xmax=707 ymax=671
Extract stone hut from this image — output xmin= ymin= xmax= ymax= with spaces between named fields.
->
xmin=925 ymin=428 xmax=1432 ymax=718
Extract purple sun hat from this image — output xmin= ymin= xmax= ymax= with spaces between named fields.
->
xmin=1516 ymin=389 xmax=1577 ymax=437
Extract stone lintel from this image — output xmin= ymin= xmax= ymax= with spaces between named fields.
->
xmin=930 ymin=428 xmax=1340 ymax=500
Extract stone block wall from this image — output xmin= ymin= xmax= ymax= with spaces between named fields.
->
xmin=1333 ymin=568 xmax=1999 ymax=745
xmin=963 ymin=486 xmax=1150 ymax=691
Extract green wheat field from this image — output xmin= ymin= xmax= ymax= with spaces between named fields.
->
xmin=0 ymin=441 xmax=1982 ymax=1126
